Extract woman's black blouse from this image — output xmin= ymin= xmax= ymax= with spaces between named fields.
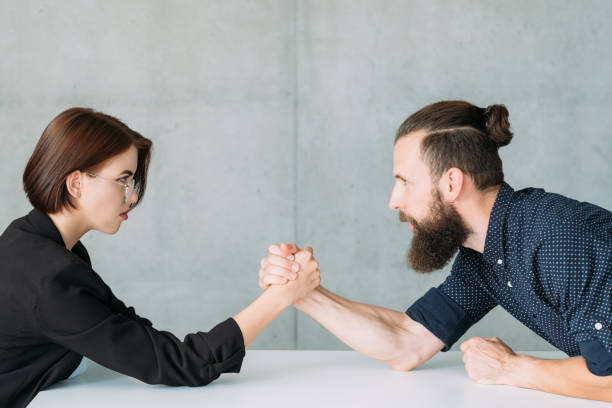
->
xmin=0 ymin=209 xmax=245 ymax=407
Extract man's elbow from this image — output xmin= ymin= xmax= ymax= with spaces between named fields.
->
xmin=388 ymin=355 xmax=421 ymax=372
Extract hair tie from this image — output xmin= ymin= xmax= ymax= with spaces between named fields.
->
xmin=483 ymin=107 xmax=491 ymax=126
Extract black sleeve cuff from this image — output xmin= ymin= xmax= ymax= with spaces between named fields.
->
xmin=579 ymin=339 xmax=612 ymax=376
xmin=406 ymin=288 xmax=475 ymax=352
xmin=197 ymin=317 xmax=246 ymax=379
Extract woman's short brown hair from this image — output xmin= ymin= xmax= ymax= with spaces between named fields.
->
xmin=23 ymin=107 xmax=152 ymax=213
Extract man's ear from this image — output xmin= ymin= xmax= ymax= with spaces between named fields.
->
xmin=65 ymin=170 xmax=82 ymax=199
xmin=440 ymin=167 xmax=464 ymax=202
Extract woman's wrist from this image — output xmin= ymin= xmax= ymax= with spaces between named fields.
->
xmin=263 ymin=284 xmax=294 ymax=309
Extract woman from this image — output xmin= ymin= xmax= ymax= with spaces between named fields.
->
xmin=0 ymin=108 xmax=320 ymax=407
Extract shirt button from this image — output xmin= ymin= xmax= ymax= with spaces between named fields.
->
xmin=507 ymin=281 xmax=513 ymax=288
xmin=595 ymin=322 xmax=603 ymax=330
xmin=497 ymin=259 xmax=503 ymax=265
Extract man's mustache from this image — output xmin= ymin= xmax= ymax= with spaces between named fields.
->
xmin=398 ymin=211 xmax=411 ymax=223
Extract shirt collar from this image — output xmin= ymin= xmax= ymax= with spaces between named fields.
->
xmin=26 ymin=208 xmax=65 ymax=246
xmin=482 ymin=182 xmax=515 ymax=266
xmin=25 ymin=208 xmax=91 ymax=266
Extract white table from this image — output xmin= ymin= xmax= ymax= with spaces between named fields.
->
xmin=31 ymin=350 xmax=607 ymax=407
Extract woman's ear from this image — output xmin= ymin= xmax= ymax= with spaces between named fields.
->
xmin=65 ymin=170 xmax=82 ymax=199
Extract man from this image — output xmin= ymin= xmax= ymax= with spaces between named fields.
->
xmin=259 ymin=101 xmax=612 ymax=401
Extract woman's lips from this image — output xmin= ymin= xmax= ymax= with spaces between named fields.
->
xmin=120 ymin=212 xmax=129 ymax=220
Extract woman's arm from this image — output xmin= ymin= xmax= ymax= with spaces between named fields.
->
xmin=234 ymin=247 xmax=320 ymax=347
xmin=35 ymin=249 xmax=318 ymax=387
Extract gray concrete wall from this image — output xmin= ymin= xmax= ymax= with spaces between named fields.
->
xmin=1 ymin=0 xmax=611 ymax=352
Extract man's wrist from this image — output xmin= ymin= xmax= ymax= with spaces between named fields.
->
xmin=292 ymin=287 xmax=320 ymax=310
xmin=504 ymin=353 xmax=535 ymax=388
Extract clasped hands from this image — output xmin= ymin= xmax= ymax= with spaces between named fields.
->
xmin=258 ymin=243 xmax=321 ymax=305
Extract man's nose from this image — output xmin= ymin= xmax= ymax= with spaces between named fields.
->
xmin=389 ymin=185 xmax=401 ymax=210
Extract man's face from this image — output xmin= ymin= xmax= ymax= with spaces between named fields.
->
xmin=389 ymin=131 xmax=434 ymax=228
xmin=389 ymin=132 xmax=470 ymax=272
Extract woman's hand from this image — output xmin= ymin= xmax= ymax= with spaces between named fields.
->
xmin=258 ymin=243 xmax=301 ymax=288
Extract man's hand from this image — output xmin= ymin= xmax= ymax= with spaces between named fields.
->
xmin=460 ymin=336 xmax=520 ymax=386
xmin=259 ymin=243 xmax=302 ymax=289
xmin=281 ymin=246 xmax=321 ymax=303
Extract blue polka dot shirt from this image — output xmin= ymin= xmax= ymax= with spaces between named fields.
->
xmin=406 ymin=182 xmax=612 ymax=375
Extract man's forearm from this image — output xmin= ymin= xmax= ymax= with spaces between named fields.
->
xmin=294 ymin=286 xmax=442 ymax=369
xmin=509 ymin=354 xmax=612 ymax=401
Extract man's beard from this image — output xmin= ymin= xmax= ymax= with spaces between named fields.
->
xmin=400 ymin=190 xmax=471 ymax=273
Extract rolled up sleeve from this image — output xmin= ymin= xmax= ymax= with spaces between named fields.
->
xmin=570 ymin=314 xmax=612 ymax=376
xmin=406 ymin=250 xmax=497 ymax=351
xmin=537 ymin=224 xmax=612 ymax=376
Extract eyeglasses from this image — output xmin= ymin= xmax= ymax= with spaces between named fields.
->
xmin=84 ymin=172 xmax=136 ymax=203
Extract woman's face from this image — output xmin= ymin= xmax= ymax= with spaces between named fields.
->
xmin=79 ymin=145 xmax=139 ymax=234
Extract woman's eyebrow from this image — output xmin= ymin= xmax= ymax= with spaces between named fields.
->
xmin=118 ymin=170 xmax=134 ymax=177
